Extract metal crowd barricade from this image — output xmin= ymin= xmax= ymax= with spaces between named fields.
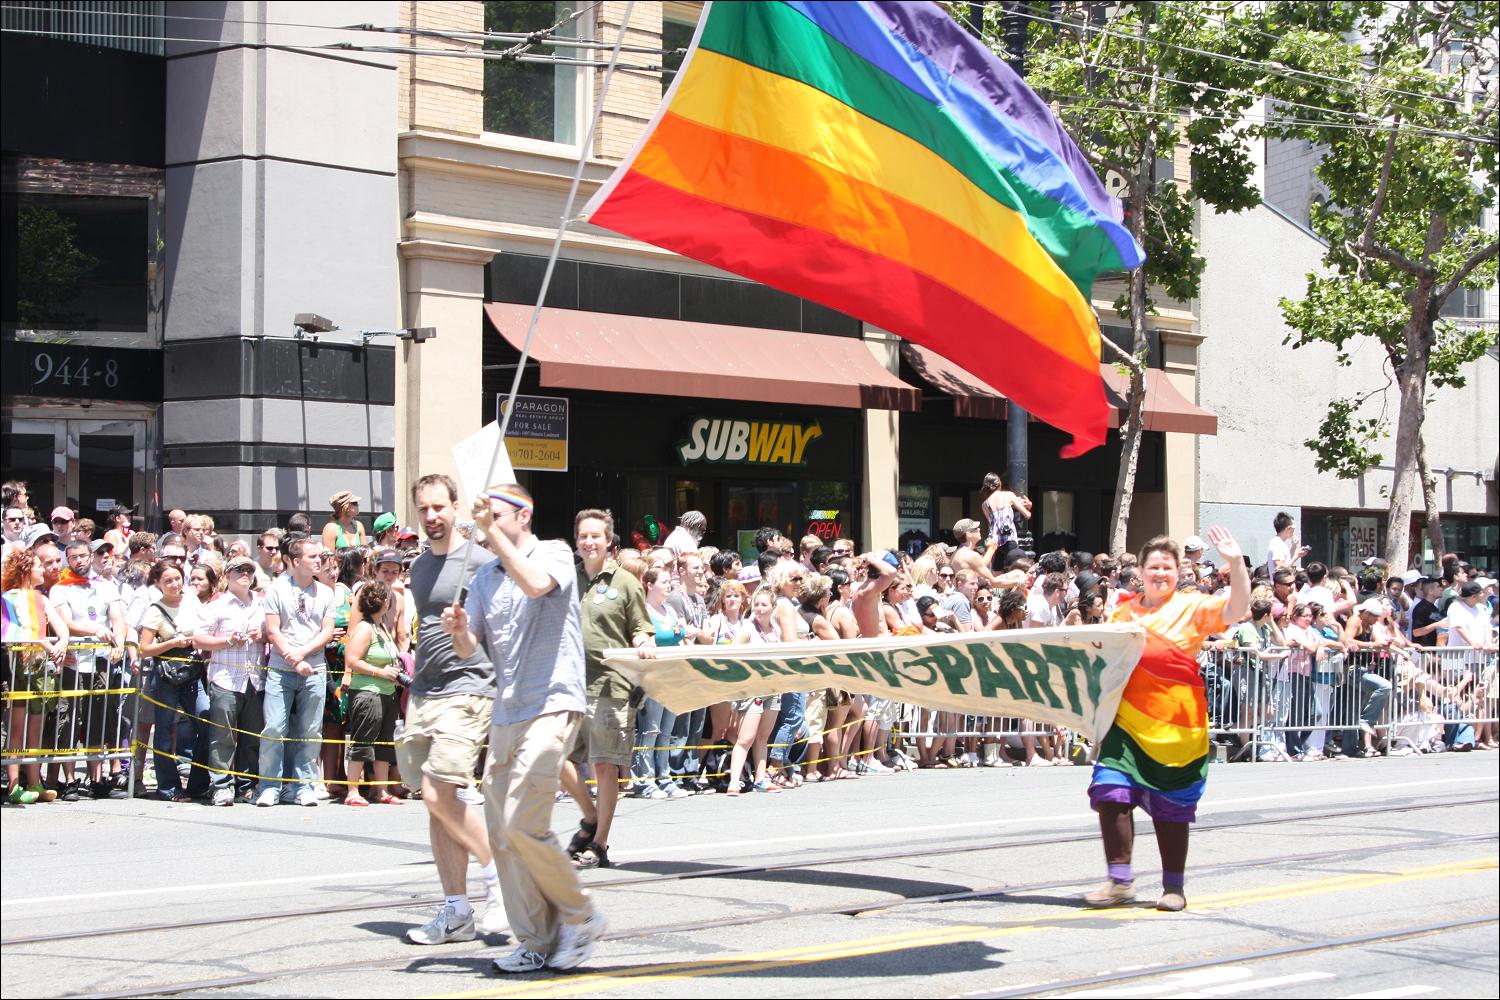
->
xmin=890 ymin=703 xmax=1079 ymax=763
xmin=1199 ymin=642 xmax=1498 ymax=761
xmin=1388 ymin=647 xmax=1498 ymax=752
xmin=2 ymin=638 xmax=140 ymax=776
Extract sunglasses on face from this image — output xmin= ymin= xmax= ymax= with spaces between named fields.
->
xmin=4 ymin=515 xmax=25 ymax=524
xmin=260 ymin=543 xmax=279 ymax=552
xmin=939 ymin=572 xmax=954 ymax=578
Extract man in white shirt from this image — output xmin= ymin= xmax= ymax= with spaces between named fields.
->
xmin=195 ymin=557 xmax=266 ymax=806
xmin=1444 ymin=582 xmax=1496 ymax=656
xmin=1026 ymin=573 xmax=1067 ymax=628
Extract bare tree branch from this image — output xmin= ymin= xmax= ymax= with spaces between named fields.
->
xmin=1100 ymin=332 xmax=1145 ymax=372
xmin=1356 ymin=121 xmax=1400 ymax=279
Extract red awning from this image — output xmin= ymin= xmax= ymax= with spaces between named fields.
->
xmin=901 ymin=343 xmax=1217 ymax=435
xmin=485 ymin=303 xmax=920 ymax=411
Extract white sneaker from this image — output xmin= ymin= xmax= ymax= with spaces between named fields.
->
xmin=255 ymin=787 xmax=280 ymax=807
xmin=212 ymin=787 xmax=234 ymax=807
xmin=478 ymin=883 xmax=506 ymax=935
xmin=547 ymin=911 xmax=608 ymax=970
xmin=296 ymin=789 xmax=319 ymax=807
xmin=406 ymin=903 xmax=476 ymax=945
xmin=493 ymin=946 xmax=547 ymax=973
xmin=457 ymin=784 xmax=485 ymax=806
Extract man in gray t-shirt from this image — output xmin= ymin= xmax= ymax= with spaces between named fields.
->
xmin=397 ymin=475 xmax=505 ymax=948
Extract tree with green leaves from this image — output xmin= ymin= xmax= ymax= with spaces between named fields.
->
xmin=961 ymin=1 xmax=1265 ymax=555
xmin=1259 ymin=0 xmax=1498 ymax=573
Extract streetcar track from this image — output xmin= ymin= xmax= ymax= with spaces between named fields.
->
xmin=46 ymin=800 xmax=1498 ymax=999
xmin=969 ymin=914 xmax=1500 ymax=997
xmin=6 ymin=793 xmax=1490 ymax=948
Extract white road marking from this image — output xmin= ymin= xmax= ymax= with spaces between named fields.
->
xmin=1194 ymin=971 xmax=1336 ymax=994
xmin=2 ymin=775 xmax=1492 ymax=907
xmin=1343 ymin=987 xmax=1439 ymax=999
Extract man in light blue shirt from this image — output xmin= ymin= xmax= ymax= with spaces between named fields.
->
xmin=443 ymin=483 xmax=603 ymax=975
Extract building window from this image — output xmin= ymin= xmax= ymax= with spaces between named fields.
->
xmin=660 ymin=17 xmax=695 ymax=94
xmin=0 ymin=0 xmax=165 ymax=56
xmin=1 ymin=158 xmax=164 ymax=349
xmin=483 ymin=1 xmax=582 ymax=145
xmin=1439 ymin=286 xmax=1484 ymax=320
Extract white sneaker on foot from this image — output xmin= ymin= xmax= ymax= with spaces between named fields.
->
xmin=493 ymin=946 xmax=547 ymax=973
xmin=295 ymin=789 xmax=319 ymax=806
xmin=457 ymin=784 xmax=485 ymax=806
xmin=406 ymin=903 xmax=476 ymax=945
xmin=254 ymin=788 xmax=279 ymax=807
xmin=478 ymin=884 xmax=506 ymax=935
xmin=212 ymin=787 xmax=234 ymax=807
xmin=547 ymin=911 xmax=608 ymax=970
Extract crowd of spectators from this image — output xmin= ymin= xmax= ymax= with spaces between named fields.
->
xmin=2 ymin=474 xmax=1496 ymax=812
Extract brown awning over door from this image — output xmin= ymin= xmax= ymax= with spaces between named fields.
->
xmin=901 ymin=343 xmax=1216 ymax=434
xmin=485 ymin=303 xmax=921 ymax=411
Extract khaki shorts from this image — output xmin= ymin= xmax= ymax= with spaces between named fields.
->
xmin=396 ymin=693 xmax=492 ymax=789
xmin=567 ymin=695 xmax=637 ymax=768
xmin=804 ymin=691 xmax=828 ymax=738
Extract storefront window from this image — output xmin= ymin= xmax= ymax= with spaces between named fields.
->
xmin=672 ymin=478 xmax=711 ymax=524
xmin=625 ymin=474 xmax=661 ymax=549
xmin=1038 ymin=489 xmax=1076 ymax=552
xmin=483 ymin=1 xmax=581 ymax=145
xmin=725 ymin=482 xmax=797 ymax=560
xmin=802 ymin=480 xmax=851 ymax=548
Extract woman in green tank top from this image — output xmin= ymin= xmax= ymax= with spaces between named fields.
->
xmin=341 ymin=580 xmax=403 ymax=806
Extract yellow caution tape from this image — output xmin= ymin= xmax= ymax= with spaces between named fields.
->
xmin=133 ymin=741 xmax=403 ymax=786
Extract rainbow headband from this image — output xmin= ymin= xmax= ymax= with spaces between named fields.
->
xmin=484 ymin=488 xmax=534 ymax=513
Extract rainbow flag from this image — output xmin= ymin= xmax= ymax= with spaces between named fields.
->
xmin=1094 ymin=630 xmax=1210 ymax=798
xmin=583 ymin=1 xmax=1143 ymax=455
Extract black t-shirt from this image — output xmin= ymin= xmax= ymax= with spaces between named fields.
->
xmin=1410 ymin=599 xmax=1442 ymax=647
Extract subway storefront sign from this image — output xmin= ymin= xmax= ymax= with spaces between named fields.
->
xmin=677 ymin=417 xmax=823 ymax=466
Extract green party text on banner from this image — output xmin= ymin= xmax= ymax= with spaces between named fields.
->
xmin=604 ymin=625 xmax=1147 ymax=741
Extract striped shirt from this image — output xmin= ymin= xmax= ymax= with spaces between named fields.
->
xmin=201 ymin=592 xmax=267 ymax=692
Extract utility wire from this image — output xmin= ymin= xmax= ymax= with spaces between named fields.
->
xmin=999 ymin=3 xmax=1472 ymax=113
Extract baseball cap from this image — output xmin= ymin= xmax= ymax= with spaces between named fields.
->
xmin=1183 ymin=535 xmax=1205 ymax=552
xmin=952 ymin=518 xmax=982 ymax=536
xmin=1476 ymin=577 xmax=1497 ymax=589
xmin=1361 ymin=556 xmax=1384 ymax=567
xmin=398 ymin=526 xmax=419 ymax=540
xmin=1357 ymin=598 xmax=1386 ymax=616
xmin=50 ymin=506 xmax=76 ymax=522
xmin=89 ymin=539 xmax=114 ymax=554
xmin=373 ymin=512 xmax=398 ymax=534
xmin=1400 ymin=569 xmax=1423 ymax=586
xmin=23 ymin=524 xmax=59 ymax=549
xmin=374 ymin=548 xmax=402 ymax=566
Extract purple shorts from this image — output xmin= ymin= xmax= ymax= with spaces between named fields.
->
xmin=1088 ymin=781 xmax=1199 ymax=824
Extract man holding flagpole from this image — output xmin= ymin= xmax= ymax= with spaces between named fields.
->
xmin=441 ymin=483 xmax=606 ymax=973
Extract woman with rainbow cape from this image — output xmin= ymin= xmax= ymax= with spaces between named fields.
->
xmin=1086 ymin=526 xmax=1250 ymax=912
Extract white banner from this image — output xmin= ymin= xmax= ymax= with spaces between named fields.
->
xmin=604 ymin=624 xmax=1147 ymax=741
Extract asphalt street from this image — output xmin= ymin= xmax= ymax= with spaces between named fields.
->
xmin=1 ymin=752 xmax=1495 ymax=999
